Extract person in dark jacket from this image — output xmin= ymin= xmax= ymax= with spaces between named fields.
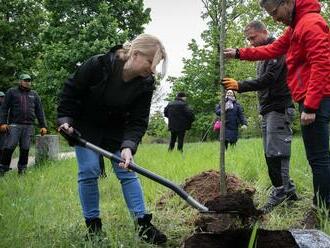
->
xmin=224 ymin=0 xmax=330 ymax=210
xmin=223 ymin=21 xmax=298 ymax=213
xmin=0 ymin=74 xmax=47 ymax=175
xmin=164 ymin=92 xmax=195 ymax=152
xmin=0 ymin=91 xmax=5 ymax=160
xmin=57 ymin=34 xmax=167 ymax=244
xmin=215 ymin=90 xmax=247 ymax=149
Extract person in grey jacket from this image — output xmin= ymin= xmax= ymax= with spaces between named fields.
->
xmin=164 ymin=92 xmax=195 ymax=152
xmin=222 ymin=21 xmax=299 ymax=213
xmin=0 ymin=74 xmax=47 ymax=175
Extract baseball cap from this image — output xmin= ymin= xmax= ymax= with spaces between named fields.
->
xmin=0 ymin=91 xmax=5 ymax=97
xmin=19 ymin=74 xmax=32 ymax=81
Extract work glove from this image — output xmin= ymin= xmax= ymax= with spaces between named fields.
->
xmin=241 ymin=125 xmax=247 ymax=129
xmin=58 ymin=123 xmax=79 ymax=146
xmin=0 ymin=124 xmax=9 ymax=133
xmin=119 ymin=148 xmax=133 ymax=169
xmin=222 ymin=78 xmax=239 ymax=91
xmin=40 ymin=128 xmax=47 ymax=136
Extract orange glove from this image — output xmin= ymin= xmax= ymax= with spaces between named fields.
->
xmin=0 ymin=124 xmax=9 ymax=133
xmin=40 ymin=128 xmax=47 ymax=136
xmin=222 ymin=78 xmax=239 ymax=91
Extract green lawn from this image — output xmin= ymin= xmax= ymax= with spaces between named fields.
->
xmin=0 ymin=137 xmax=329 ymax=247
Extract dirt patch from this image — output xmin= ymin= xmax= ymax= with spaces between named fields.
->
xmin=205 ymin=192 xmax=262 ymax=217
xmin=183 ymin=229 xmax=299 ymax=248
xmin=182 ymin=170 xmax=256 ymax=204
xmin=157 ymin=170 xmax=256 ymax=209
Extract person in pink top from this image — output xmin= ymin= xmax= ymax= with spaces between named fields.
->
xmin=224 ymin=0 xmax=330 ymax=210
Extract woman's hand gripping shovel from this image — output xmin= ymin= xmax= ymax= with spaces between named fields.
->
xmin=59 ymin=127 xmax=243 ymax=215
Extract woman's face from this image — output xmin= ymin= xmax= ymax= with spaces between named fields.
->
xmin=131 ymin=51 xmax=156 ymax=78
xmin=226 ymin=91 xmax=235 ymax=99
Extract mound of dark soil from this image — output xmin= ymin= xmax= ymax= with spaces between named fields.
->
xmin=205 ymin=192 xmax=263 ymax=217
xmin=183 ymin=229 xmax=299 ymax=248
xmin=157 ymin=170 xmax=256 ymax=209
xmin=182 ymin=170 xmax=256 ymax=204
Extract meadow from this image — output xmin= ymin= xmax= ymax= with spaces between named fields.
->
xmin=0 ymin=137 xmax=328 ymax=247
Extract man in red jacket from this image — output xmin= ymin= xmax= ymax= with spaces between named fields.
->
xmin=224 ymin=0 xmax=330 ymax=211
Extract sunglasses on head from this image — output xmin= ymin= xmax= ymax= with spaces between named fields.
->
xmin=23 ymin=79 xmax=31 ymax=82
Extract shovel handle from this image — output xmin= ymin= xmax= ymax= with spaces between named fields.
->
xmin=59 ymin=127 xmax=209 ymax=212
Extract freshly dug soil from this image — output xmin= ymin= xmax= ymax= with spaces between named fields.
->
xmin=205 ymin=192 xmax=263 ymax=216
xmin=182 ymin=170 xmax=256 ymax=204
xmin=183 ymin=229 xmax=299 ymax=248
xmin=157 ymin=170 xmax=256 ymax=209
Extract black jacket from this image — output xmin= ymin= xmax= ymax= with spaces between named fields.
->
xmin=0 ymin=86 xmax=46 ymax=127
xmin=238 ymin=37 xmax=293 ymax=115
xmin=164 ymin=99 xmax=195 ymax=131
xmin=57 ymin=46 xmax=155 ymax=154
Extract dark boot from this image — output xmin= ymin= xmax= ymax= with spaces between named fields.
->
xmin=260 ymin=186 xmax=287 ymax=214
xmin=85 ymin=218 xmax=105 ymax=240
xmin=0 ymin=148 xmax=15 ymax=176
xmin=18 ymin=166 xmax=27 ymax=175
xmin=137 ymin=214 xmax=167 ymax=244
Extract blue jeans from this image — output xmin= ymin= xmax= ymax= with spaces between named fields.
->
xmin=75 ymin=146 xmax=146 ymax=219
xmin=300 ymin=98 xmax=330 ymax=207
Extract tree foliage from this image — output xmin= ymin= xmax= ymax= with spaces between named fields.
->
xmin=168 ymin=0 xmax=330 ymax=139
xmin=0 ymin=0 xmax=46 ymax=89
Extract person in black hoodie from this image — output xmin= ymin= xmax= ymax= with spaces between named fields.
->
xmin=57 ymin=34 xmax=167 ymax=244
xmin=0 ymin=74 xmax=47 ymax=175
xmin=222 ymin=21 xmax=299 ymax=213
xmin=164 ymin=92 xmax=195 ymax=152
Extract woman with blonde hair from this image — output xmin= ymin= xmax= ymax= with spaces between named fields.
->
xmin=57 ymin=34 xmax=167 ymax=244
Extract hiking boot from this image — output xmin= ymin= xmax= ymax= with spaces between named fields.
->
xmin=137 ymin=214 xmax=167 ymax=244
xmin=260 ymin=186 xmax=287 ymax=214
xmin=18 ymin=168 xmax=27 ymax=175
xmin=0 ymin=165 xmax=10 ymax=177
xmin=85 ymin=217 xmax=107 ymax=241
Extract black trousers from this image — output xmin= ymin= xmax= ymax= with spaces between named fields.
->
xmin=169 ymin=130 xmax=186 ymax=151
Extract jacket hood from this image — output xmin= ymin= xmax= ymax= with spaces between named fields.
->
xmin=292 ymin=0 xmax=321 ymax=27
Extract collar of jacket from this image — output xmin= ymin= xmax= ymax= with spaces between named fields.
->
xmin=290 ymin=0 xmax=321 ymax=28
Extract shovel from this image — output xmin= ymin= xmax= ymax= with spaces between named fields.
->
xmin=59 ymin=128 xmax=223 ymax=213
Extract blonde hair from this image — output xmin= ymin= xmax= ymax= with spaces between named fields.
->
xmin=120 ymin=34 xmax=168 ymax=78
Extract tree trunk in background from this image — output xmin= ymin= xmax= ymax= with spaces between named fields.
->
xmin=35 ymin=135 xmax=59 ymax=164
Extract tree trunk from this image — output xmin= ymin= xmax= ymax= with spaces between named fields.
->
xmin=35 ymin=135 xmax=59 ymax=164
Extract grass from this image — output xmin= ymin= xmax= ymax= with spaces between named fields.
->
xmin=0 ymin=137 xmax=329 ymax=247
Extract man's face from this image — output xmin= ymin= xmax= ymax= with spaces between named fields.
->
xmin=0 ymin=97 xmax=4 ymax=104
xmin=264 ymin=0 xmax=294 ymax=26
xmin=20 ymin=79 xmax=32 ymax=89
xmin=245 ymin=28 xmax=268 ymax=47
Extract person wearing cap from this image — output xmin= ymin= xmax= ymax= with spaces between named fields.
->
xmin=0 ymin=91 xmax=5 ymax=160
xmin=164 ymin=92 xmax=195 ymax=152
xmin=0 ymin=73 xmax=47 ymax=175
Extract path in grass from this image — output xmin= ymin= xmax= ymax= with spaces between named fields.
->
xmin=9 ymin=152 xmax=75 ymax=170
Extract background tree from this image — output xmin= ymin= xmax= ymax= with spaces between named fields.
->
xmin=33 ymin=0 xmax=151 ymax=129
xmin=0 ymin=0 xmax=46 ymax=89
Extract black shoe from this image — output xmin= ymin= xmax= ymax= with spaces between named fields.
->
xmin=260 ymin=187 xmax=286 ymax=214
xmin=137 ymin=214 xmax=167 ymax=244
xmin=18 ymin=168 xmax=27 ymax=175
xmin=85 ymin=217 xmax=107 ymax=241
xmin=0 ymin=165 xmax=10 ymax=177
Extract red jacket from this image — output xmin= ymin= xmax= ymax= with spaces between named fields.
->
xmin=239 ymin=0 xmax=330 ymax=112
